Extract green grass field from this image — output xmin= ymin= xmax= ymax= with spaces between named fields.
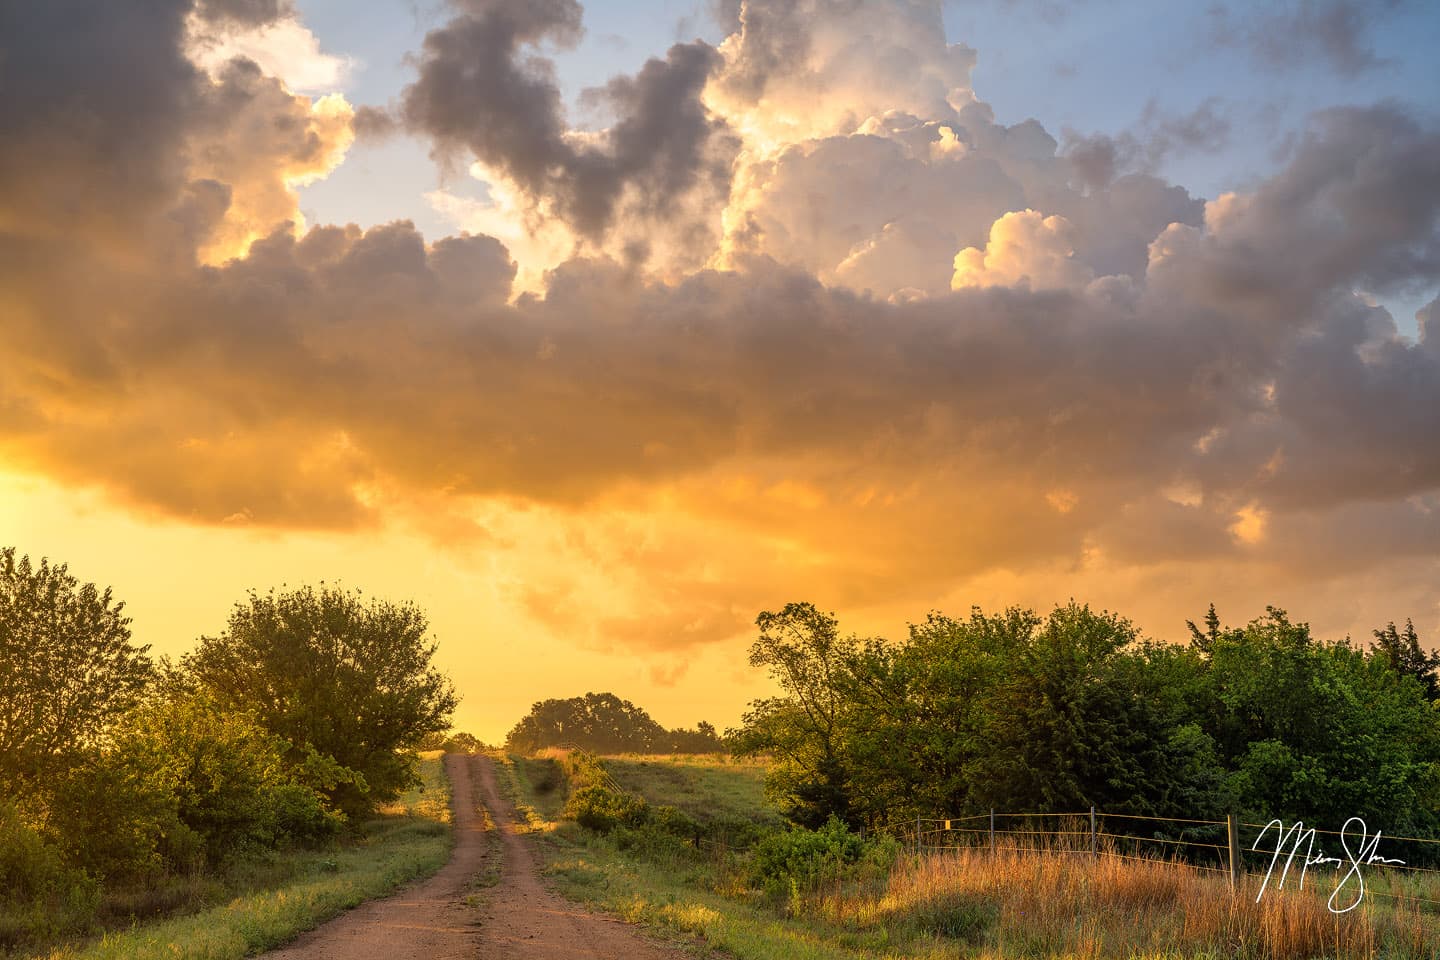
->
xmin=514 ymin=751 xmax=1440 ymax=960
xmin=25 ymin=754 xmax=454 ymax=960
xmin=599 ymin=754 xmax=782 ymax=829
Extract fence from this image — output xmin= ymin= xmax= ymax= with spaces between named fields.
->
xmin=907 ymin=809 xmax=1440 ymax=911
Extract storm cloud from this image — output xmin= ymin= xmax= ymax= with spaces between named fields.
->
xmin=399 ymin=0 xmax=736 ymax=246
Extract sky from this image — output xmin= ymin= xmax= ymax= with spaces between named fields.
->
xmin=2 ymin=0 xmax=1439 ymax=743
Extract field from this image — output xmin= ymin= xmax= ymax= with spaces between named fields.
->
xmin=20 ymin=754 xmax=453 ymax=960
xmin=511 ymin=751 xmax=1440 ymax=960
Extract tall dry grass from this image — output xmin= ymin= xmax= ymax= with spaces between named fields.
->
xmin=803 ymin=833 xmax=1440 ymax=959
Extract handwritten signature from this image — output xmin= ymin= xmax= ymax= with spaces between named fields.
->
xmin=1252 ymin=817 xmax=1406 ymax=913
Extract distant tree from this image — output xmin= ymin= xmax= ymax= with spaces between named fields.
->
xmin=506 ymin=692 xmax=668 ymax=754
xmin=1371 ymin=619 xmax=1440 ymax=700
xmin=0 ymin=547 xmax=153 ymax=790
xmin=667 ymin=720 xmax=725 ymax=753
xmin=183 ymin=585 xmax=457 ymax=816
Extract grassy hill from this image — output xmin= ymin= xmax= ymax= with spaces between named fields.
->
xmin=598 ymin=754 xmax=781 ymax=829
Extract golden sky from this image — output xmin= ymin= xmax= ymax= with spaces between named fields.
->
xmin=3 ymin=0 xmax=1439 ymax=742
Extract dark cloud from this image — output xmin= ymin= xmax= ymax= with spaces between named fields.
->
xmin=195 ymin=0 xmax=294 ymax=28
xmin=1209 ymin=0 xmax=1405 ymax=76
xmin=0 ymin=0 xmax=198 ymax=242
xmin=351 ymin=104 xmax=400 ymax=142
xmin=1064 ymin=99 xmax=1231 ymax=191
xmin=400 ymin=0 xmax=735 ymax=242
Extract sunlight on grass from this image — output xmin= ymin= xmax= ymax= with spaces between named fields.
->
xmin=511 ymin=753 xmax=1440 ymax=960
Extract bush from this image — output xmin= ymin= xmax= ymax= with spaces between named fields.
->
xmin=44 ymin=747 xmax=178 ymax=881
xmin=749 ymin=815 xmax=878 ymax=900
xmin=0 ymin=800 xmax=99 ymax=948
xmin=117 ymin=695 xmax=344 ymax=861
xmin=560 ymin=751 xmax=652 ymax=833
xmin=44 ymin=696 xmax=343 ymax=882
xmin=566 ymin=782 xmax=649 ymax=832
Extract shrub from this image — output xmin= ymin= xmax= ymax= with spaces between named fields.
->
xmin=115 ymin=694 xmax=344 ymax=861
xmin=749 ymin=815 xmax=871 ymax=899
xmin=44 ymin=696 xmax=342 ymax=881
xmin=44 ymin=747 xmax=178 ymax=881
xmin=566 ymin=782 xmax=650 ymax=832
xmin=0 ymin=800 xmax=99 ymax=948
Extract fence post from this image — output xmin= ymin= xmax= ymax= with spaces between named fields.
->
xmin=1090 ymin=806 xmax=1097 ymax=859
xmin=915 ymin=816 xmax=921 ymax=856
xmin=1226 ymin=812 xmax=1242 ymax=893
xmin=989 ymin=808 xmax=996 ymax=858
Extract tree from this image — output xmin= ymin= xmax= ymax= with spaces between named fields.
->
xmin=0 ymin=547 xmax=153 ymax=790
xmin=506 ymin=692 xmax=668 ymax=754
xmin=1371 ymin=619 xmax=1440 ymax=700
xmin=732 ymin=603 xmax=866 ymax=827
xmin=1200 ymin=608 xmax=1440 ymax=833
xmin=183 ymin=585 xmax=457 ymax=816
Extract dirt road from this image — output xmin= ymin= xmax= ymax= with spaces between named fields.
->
xmin=259 ymin=753 xmax=686 ymax=960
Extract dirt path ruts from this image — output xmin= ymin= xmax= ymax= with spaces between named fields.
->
xmin=258 ymin=753 xmax=687 ymax=960
xmin=465 ymin=753 xmax=685 ymax=960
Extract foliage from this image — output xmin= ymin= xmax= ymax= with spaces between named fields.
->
xmin=562 ymin=751 xmax=651 ymax=832
xmin=733 ymin=600 xmax=1440 ymax=838
xmin=43 ymin=695 xmax=343 ymax=883
xmin=731 ymin=603 xmax=865 ymax=827
xmin=506 ymin=691 xmax=724 ymax=754
xmin=184 ymin=584 xmax=457 ymax=816
xmin=36 ymin=755 xmax=453 ymax=960
xmin=748 ymin=815 xmax=870 ymax=899
xmin=1372 ymin=618 xmax=1440 ymax=700
xmin=0 ymin=800 xmax=99 ymax=948
xmin=1203 ymin=608 xmax=1440 ymax=832
xmin=526 ymin=754 xmax=1440 ymax=960
xmin=0 ymin=547 xmax=153 ymax=790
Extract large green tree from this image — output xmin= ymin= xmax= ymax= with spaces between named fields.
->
xmin=731 ymin=603 xmax=868 ymax=827
xmin=0 ymin=547 xmax=153 ymax=790
xmin=184 ymin=585 xmax=457 ymax=815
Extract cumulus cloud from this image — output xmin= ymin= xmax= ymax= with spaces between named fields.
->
xmin=187 ymin=10 xmax=354 ymax=94
xmin=952 ymin=210 xmax=1093 ymax=291
xmin=2 ymin=0 xmax=1440 ymax=651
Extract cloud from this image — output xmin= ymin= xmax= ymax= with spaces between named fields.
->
xmin=952 ymin=210 xmax=1093 ymax=291
xmin=1209 ymin=0 xmax=1406 ymax=76
xmin=187 ymin=10 xmax=355 ymax=94
xmin=399 ymin=0 xmax=736 ymax=257
xmin=1063 ymin=99 xmax=1232 ymax=190
xmin=3 ymin=0 xmax=1440 ymax=654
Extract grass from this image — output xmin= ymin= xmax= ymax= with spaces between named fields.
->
xmin=511 ymin=752 xmax=1440 ymax=960
xmin=600 ymin=754 xmax=782 ymax=830
xmin=25 ymin=753 xmax=454 ymax=960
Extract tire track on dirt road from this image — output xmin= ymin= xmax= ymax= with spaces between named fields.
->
xmin=259 ymin=753 xmax=687 ymax=960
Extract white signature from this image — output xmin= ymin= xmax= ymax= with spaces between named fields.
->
xmin=1252 ymin=817 xmax=1406 ymax=913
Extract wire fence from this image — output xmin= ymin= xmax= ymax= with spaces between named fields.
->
xmin=903 ymin=808 xmax=1440 ymax=911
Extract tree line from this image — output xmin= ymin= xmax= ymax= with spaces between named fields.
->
xmin=505 ymin=691 xmax=725 ymax=755
xmin=732 ymin=601 xmax=1440 ymax=837
xmin=0 ymin=547 xmax=457 ymax=947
